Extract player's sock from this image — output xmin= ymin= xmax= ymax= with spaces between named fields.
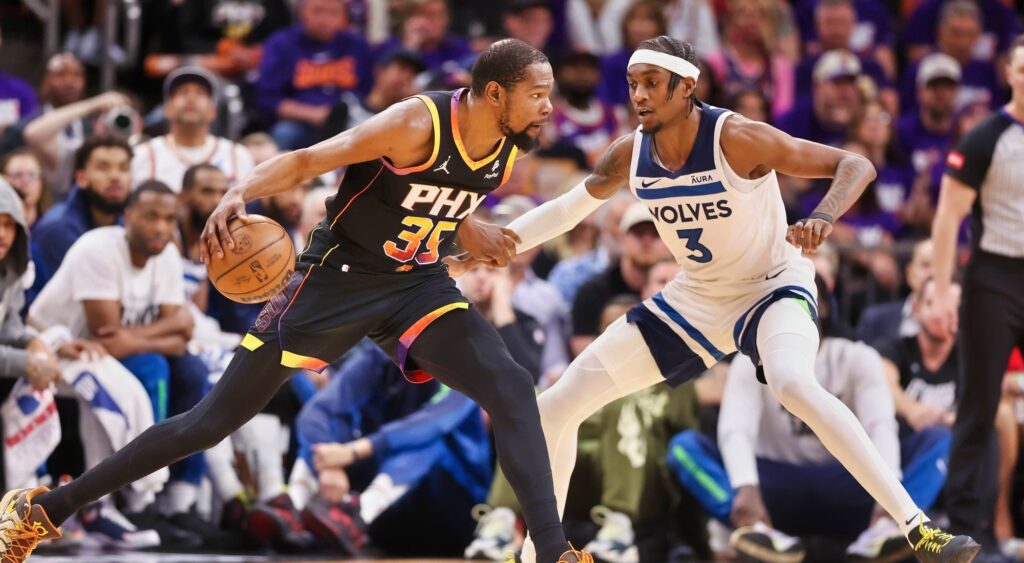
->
xmin=205 ymin=438 xmax=246 ymax=502
xmin=757 ymin=300 xmax=924 ymax=534
xmin=236 ymin=414 xmax=286 ymax=502
xmin=161 ymin=481 xmax=199 ymax=516
xmin=900 ymin=512 xmax=931 ymax=539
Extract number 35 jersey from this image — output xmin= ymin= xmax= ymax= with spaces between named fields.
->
xmin=627 ymin=104 xmax=801 ymax=285
xmin=306 ymin=88 xmax=519 ymax=274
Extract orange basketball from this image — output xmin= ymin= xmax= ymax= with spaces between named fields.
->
xmin=207 ymin=215 xmax=295 ymax=304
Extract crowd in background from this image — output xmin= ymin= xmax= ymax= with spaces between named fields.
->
xmin=0 ymin=0 xmax=1022 ymax=561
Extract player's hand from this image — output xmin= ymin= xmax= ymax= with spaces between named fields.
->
xmin=58 ymin=339 xmax=107 ymax=362
xmin=458 ymin=216 xmax=521 ymax=267
xmin=443 ymin=253 xmax=479 ymax=277
xmin=731 ymin=485 xmax=771 ymax=529
xmin=318 ymin=467 xmax=350 ymax=504
xmin=786 ymin=218 xmax=833 ymax=253
xmin=200 ymin=189 xmax=249 ymax=264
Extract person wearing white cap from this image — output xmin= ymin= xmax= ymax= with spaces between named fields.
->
xmin=455 ymin=34 xmax=980 ymax=563
xmin=777 ymin=49 xmax=864 ymax=147
xmin=896 ymin=53 xmax=961 ymax=189
xmin=130 ymin=66 xmax=254 ymax=194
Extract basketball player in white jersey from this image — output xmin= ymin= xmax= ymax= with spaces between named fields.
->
xmin=455 ymin=36 xmax=979 ymax=563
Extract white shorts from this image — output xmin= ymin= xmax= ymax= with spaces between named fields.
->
xmin=625 ymin=257 xmax=818 ymax=386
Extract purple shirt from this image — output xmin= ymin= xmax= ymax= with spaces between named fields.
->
xmin=256 ymin=25 xmax=372 ymax=118
xmin=598 ymin=50 xmax=631 ymax=108
xmin=375 ymin=35 xmax=473 ymax=73
xmin=551 ymin=99 xmax=619 ymax=167
xmin=795 ymin=0 xmax=895 ymax=49
xmin=899 ymin=58 xmax=1004 ymax=113
xmin=0 ymin=73 xmax=38 ymax=129
xmin=777 ymin=99 xmax=849 ymax=147
xmin=897 ymin=111 xmax=952 ymax=199
xmin=903 ymin=0 xmax=1023 ymax=62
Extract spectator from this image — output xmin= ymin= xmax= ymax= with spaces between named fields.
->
xmin=571 ymin=203 xmax=670 ymax=356
xmin=897 ymin=53 xmax=959 ymax=203
xmin=858 ymin=239 xmax=934 ymax=347
xmin=549 ymin=52 xmax=622 ymax=168
xmin=375 ymin=0 xmax=472 ymax=73
xmin=777 ymin=49 xmax=864 ymax=147
xmin=903 ymin=0 xmax=1023 ymax=66
xmin=704 ymin=0 xmax=796 ymax=120
xmin=502 ymin=0 xmax=554 ymax=52
xmin=0 ymin=27 xmax=38 ymax=136
xmin=597 ymin=1 xmax=667 ymax=109
xmin=239 ymin=132 xmax=280 ymax=166
xmin=548 ymin=191 xmax=633 ymax=304
xmin=28 ymin=136 xmax=132 ymax=305
xmin=7 ymin=54 xmax=129 ymax=197
xmin=246 ymin=177 xmax=313 ymax=243
xmin=1 ymin=149 xmax=51 ymax=227
xmin=900 ymin=1 xmax=1001 ymax=113
xmin=28 ymin=182 xmax=215 ymax=547
xmin=131 ymin=67 xmax=255 ymax=192
xmin=794 ymin=0 xmax=895 ymax=111
xmin=728 ymin=88 xmax=769 ymax=122
xmin=794 ymin=0 xmax=896 ymax=76
xmin=179 ymin=163 xmax=229 ymax=310
xmin=257 ymin=0 xmax=373 ymax=150
xmin=670 ymin=276 xmax=946 ymax=563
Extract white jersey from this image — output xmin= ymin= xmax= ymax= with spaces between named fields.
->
xmin=131 ymin=134 xmax=255 ymax=192
xmin=628 ymin=104 xmax=801 ymax=285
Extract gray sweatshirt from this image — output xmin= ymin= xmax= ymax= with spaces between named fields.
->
xmin=0 ymin=177 xmax=34 ymax=376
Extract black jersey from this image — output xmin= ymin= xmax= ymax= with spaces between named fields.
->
xmin=306 ymin=88 xmax=520 ymax=274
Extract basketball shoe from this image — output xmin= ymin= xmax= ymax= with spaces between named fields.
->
xmin=465 ymin=505 xmax=518 ymax=560
xmin=300 ymin=494 xmax=367 ymax=556
xmin=907 ymin=520 xmax=981 ymax=563
xmin=0 ymin=487 xmax=61 ymax=562
xmin=583 ymin=506 xmax=639 ymax=563
xmin=730 ymin=521 xmax=805 ymax=563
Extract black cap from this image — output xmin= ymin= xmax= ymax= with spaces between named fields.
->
xmin=377 ymin=49 xmax=427 ymax=74
xmin=505 ymin=0 xmax=550 ymax=15
xmin=163 ymin=66 xmax=220 ymax=103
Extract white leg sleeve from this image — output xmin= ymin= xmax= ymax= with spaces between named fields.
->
xmin=521 ymin=317 xmax=664 ymax=563
xmin=757 ymin=299 xmax=924 ymax=532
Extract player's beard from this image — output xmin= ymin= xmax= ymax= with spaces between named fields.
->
xmin=499 ymin=106 xmax=540 ymax=153
xmin=83 ymin=187 xmax=128 ymax=215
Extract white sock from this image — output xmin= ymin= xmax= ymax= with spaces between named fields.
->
xmin=359 ymin=474 xmax=409 ymax=525
xmin=756 ymin=300 xmax=926 ymax=540
xmin=204 ymin=438 xmax=245 ymax=502
xmin=122 ymin=489 xmax=156 ymax=514
xmin=287 ymin=458 xmax=318 ymax=511
xmin=236 ymin=414 xmax=286 ymax=502
xmin=160 ymin=481 xmax=200 ymax=516
xmin=521 ymin=317 xmax=663 ymax=563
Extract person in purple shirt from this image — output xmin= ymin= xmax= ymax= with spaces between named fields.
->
xmin=374 ymin=0 xmax=472 ymax=73
xmin=898 ymin=53 xmax=959 ymax=191
xmin=598 ymin=1 xmax=666 ymax=109
xmin=256 ymin=0 xmax=372 ymax=150
xmin=502 ymin=0 xmax=554 ymax=54
xmin=795 ymin=0 xmax=895 ymax=110
xmin=899 ymin=1 xmax=1003 ymax=113
xmin=795 ymin=0 xmax=895 ymax=67
xmin=777 ymin=50 xmax=863 ymax=147
xmin=904 ymin=0 xmax=1023 ymax=65
xmin=550 ymin=52 xmax=621 ymax=169
xmin=0 ymin=27 xmax=37 ymax=136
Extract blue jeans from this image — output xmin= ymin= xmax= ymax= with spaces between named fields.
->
xmin=668 ymin=427 xmax=951 ymax=538
xmin=270 ymin=119 xmax=315 ymax=150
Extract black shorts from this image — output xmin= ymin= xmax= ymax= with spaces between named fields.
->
xmin=240 ymin=262 xmax=468 ymax=383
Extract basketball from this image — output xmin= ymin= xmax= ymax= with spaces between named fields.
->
xmin=207 ymin=215 xmax=295 ymax=304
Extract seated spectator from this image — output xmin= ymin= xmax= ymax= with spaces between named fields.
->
xmin=858 ymin=239 xmax=934 ymax=347
xmin=502 ymin=0 xmax=554 ymax=52
xmin=131 ymin=67 xmax=255 ymax=192
xmin=795 ymin=0 xmax=895 ymax=76
xmin=570 ymin=203 xmax=670 ymax=356
xmin=728 ymin=88 xmax=769 ymax=122
xmin=597 ymin=1 xmax=667 ymax=109
xmin=0 ymin=27 xmax=37 ymax=136
xmin=777 ymin=50 xmax=863 ymax=147
xmin=794 ymin=0 xmax=895 ymax=112
xmin=257 ymin=0 xmax=372 ymax=150
xmin=549 ymin=52 xmax=622 ymax=168
xmin=897 ymin=53 xmax=959 ymax=206
xmin=704 ymin=0 xmax=796 ymax=121
xmin=903 ymin=0 xmax=1023 ymax=66
xmin=671 ymin=276 xmax=946 ymax=563
xmin=375 ymin=0 xmax=472 ymax=73
xmin=900 ymin=1 xmax=1002 ymax=113
xmin=28 ymin=136 xmax=132 ymax=304
xmin=28 ymin=182 xmax=214 ymax=547
xmin=1 ymin=149 xmax=50 ymax=227
xmin=548 ymin=191 xmax=633 ymax=304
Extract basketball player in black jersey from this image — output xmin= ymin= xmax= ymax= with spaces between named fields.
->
xmin=0 ymin=39 xmax=591 ymax=563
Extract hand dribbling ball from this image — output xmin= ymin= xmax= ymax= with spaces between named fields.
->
xmin=207 ymin=215 xmax=295 ymax=304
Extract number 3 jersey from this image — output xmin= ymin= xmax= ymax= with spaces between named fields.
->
xmin=627 ymin=103 xmax=801 ymax=285
xmin=304 ymin=88 xmax=519 ymax=274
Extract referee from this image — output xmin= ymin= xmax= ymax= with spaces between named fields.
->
xmin=933 ymin=35 xmax=1024 ymax=558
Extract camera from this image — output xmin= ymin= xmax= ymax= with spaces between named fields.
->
xmin=104 ymin=106 xmax=138 ymax=138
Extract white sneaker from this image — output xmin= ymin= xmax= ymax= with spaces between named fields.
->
xmin=730 ymin=521 xmax=805 ymax=563
xmin=78 ymin=501 xmax=160 ymax=549
xmin=846 ymin=517 xmax=913 ymax=561
xmin=464 ymin=505 xmax=516 ymax=561
xmin=583 ymin=506 xmax=639 ymax=563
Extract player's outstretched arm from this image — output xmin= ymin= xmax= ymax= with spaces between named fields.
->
xmin=721 ymin=115 xmax=876 ymax=253
xmin=200 ymin=99 xmax=436 ymax=262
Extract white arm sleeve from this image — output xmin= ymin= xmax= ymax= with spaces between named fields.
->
xmin=506 ymin=180 xmax=607 ymax=254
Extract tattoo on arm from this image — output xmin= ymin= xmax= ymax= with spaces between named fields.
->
xmin=812 ymin=156 xmax=873 ymax=221
xmin=587 ymin=135 xmax=632 ymax=197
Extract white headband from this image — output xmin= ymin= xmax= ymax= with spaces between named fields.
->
xmin=627 ymin=49 xmax=700 ymax=81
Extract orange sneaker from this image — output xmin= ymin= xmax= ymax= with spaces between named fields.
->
xmin=0 ymin=487 xmax=61 ymax=562
xmin=559 ymin=544 xmax=595 ymax=563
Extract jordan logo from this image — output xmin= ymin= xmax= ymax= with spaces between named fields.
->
xmin=484 ymin=159 xmax=501 ymax=179
xmin=434 ymin=155 xmax=452 ymax=174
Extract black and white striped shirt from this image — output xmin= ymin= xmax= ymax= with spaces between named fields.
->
xmin=945 ymin=109 xmax=1024 ymax=258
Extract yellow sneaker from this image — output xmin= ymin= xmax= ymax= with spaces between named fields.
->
xmin=0 ymin=487 xmax=61 ymax=562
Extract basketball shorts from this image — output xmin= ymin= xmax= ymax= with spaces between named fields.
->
xmin=239 ymin=261 xmax=468 ymax=384
xmin=626 ymin=257 xmax=818 ymax=387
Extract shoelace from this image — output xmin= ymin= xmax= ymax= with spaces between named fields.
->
xmin=558 ymin=543 xmax=595 ymax=563
xmin=914 ymin=524 xmax=955 ymax=554
xmin=0 ymin=520 xmax=45 ymax=562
